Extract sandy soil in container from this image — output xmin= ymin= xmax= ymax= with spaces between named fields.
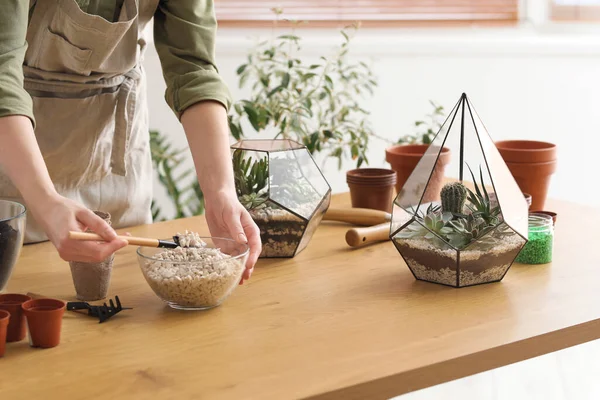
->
xmin=397 ymin=233 xmax=524 ymax=287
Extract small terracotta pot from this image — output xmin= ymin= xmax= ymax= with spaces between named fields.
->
xmin=504 ymin=160 xmax=557 ymax=211
xmin=22 ymin=298 xmax=66 ymax=348
xmin=0 ymin=309 xmax=9 ymax=357
xmin=0 ymin=293 xmax=32 ymax=342
xmin=495 ymin=140 xmax=557 ymax=163
xmin=69 ymin=211 xmax=114 ymax=301
xmin=530 ymin=211 xmax=557 ymax=226
xmin=347 ymin=168 xmax=397 ymax=212
xmin=385 ymin=144 xmax=451 ymax=203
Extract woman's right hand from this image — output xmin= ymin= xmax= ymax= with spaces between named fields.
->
xmin=31 ymin=194 xmax=128 ymax=263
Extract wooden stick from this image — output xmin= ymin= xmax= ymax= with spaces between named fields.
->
xmin=68 ymin=231 xmax=160 ymax=248
xmin=324 ymin=207 xmax=391 ymax=226
xmin=345 ymin=223 xmax=391 ymax=248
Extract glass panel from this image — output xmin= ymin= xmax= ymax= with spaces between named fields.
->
xmin=458 ymin=222 xmax=526 ymax=287
xmin=249 ymin=200 xmax=307 ymax=258
xmin=232 ymin=148 xmax=270 ymax=211
xmin=269 ymin=149 xmax=327 ymax=220
xmin=466 ymin=101 xmax=528 ymax=238
xmin=392 ymin=220 xmax=458 ymax=287
xmin=296 ymin=192 xmax=331 ymax=255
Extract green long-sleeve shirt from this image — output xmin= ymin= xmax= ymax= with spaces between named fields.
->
xmin=0 ymin=0 xmax=231 ymax=126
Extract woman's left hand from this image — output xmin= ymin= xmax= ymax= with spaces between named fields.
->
xmin=204 ymin=190 xmax=261 ymax=283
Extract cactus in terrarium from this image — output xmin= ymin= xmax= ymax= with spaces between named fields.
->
xmin=440 ymin=182 xmax=467 ymax=215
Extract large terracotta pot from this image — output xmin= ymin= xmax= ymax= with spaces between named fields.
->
xmin=496 ymin=140 xmax=557 ymax=210
xmin=385 ymin=144 xmax=451 ymax=201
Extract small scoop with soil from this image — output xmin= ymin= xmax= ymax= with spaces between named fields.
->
xmin=68 ymin=230 xmax=205 ymax=249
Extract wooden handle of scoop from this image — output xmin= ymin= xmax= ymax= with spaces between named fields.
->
xmin=324 ymin=207 xmax=391 ymax=226
xmin=69 ymin=231 xmax=160 ymax=248
xmin=345 ymin=223 xmax=391 ymax=248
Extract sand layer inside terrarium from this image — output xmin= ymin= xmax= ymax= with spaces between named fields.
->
xmin=396 ymin=233 xmax=524 ymax=287
xmin=250 ymin=207 xmax=307 ymax=257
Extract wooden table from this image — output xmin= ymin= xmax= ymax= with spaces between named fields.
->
xmin=1 ymin=194 xmax=598 ymax=400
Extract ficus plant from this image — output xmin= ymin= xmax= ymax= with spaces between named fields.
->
xmin=228 ymin=21 xmax=378 ymax=169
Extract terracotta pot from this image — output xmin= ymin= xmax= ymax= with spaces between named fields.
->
xmin=385 ymin=144 xmax=451 ymax=203
xmin=0 ymin=293 xmax=32 ymax=342
xmin=69 ymin=211 xmax=114 ymax=301
xmin=495 ymin=140 xmax=557 ymax=163
xmin=347 ymin=168 xmax=397 ymax=212
xmin=505 ymin=160 xmax=557 ymax=211
xmin=0 ymin=309 xmax=9 ymax=357
xmin=22 ymin=298 xmax=66 ymax=348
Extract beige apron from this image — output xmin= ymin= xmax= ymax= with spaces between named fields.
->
xmin=0 ymin=0 xmax=160 ymax=243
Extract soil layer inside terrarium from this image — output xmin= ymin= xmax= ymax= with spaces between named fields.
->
xmin=395 ymin=234 xmax=524 ymax=287
xmin=251 ymin=207 xmax=307 ymax=258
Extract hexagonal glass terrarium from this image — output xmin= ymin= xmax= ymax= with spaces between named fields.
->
xmin=231 ymin=139 xmax=331 ymax=258
xmin=390 ymin=93 xmax=528 ymax=288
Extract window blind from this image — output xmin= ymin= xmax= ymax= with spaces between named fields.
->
xmin=214 ymin=0 xmax=520 ymax=27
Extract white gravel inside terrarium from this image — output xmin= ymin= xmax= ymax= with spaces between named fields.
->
xmin=142 ymin=240 xmax=244 ymax=307
xmin=408 ymin=260 xmax=457 ymax=286
xmin=459 ymin=264 xmax=510 ymax=286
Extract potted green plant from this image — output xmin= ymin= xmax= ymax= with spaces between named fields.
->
xmin=385 ymin=101 xmax=451 ymax=200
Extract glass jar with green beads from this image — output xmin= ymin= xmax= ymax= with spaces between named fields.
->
xmin=516 ymin=213 xmax=554 ymax=264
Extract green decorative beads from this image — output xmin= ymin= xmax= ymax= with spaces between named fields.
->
xmin=516 ymin=214 xmax=554 ymax=265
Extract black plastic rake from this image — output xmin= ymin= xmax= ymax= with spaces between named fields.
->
xmin=67 ymin=296 xmax=132 ymax=323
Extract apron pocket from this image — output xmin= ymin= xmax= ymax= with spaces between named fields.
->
xmin=31 ymin=92 xmax=119 ymax=189
xmin=35 ymin=28 xmax=92 ymax=76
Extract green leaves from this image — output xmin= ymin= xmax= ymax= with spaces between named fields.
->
xmin=227 ymin=22 xmax=377 ymax=169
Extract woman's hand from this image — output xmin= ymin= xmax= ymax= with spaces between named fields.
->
xmin=31 ymin=194 xmax=128 ymax=263
xmin=204 ymin=190 xmax=261 ymax=283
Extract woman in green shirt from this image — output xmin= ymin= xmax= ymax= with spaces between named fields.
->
xmin=0 ymin=0 xmax=260 ymax=280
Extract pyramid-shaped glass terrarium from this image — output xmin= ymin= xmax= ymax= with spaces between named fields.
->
xmin=390 ymin=93 xmax=528 ymax=288
xmin=231 ymin=139 xmax=331 ymax=258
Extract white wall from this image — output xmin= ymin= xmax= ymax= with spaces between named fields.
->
xmin=145 ymin=26 xmax=600 ymax=217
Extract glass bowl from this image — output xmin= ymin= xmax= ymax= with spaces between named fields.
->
xmin=0 ymin=200 xmax=26 ymax=292
xmin=136 ymin=237 xmax=249 ymax=310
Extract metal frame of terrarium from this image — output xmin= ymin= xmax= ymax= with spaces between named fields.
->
xmin=231 ymin=139 xmax=332 ymax=258
xmin=389 ymin=93 xmax=528 ymax=288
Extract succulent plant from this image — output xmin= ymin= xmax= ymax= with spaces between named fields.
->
xmin=397 ymin=204 xmax=453 ymax=241
xmin=238 ymin=193 xmax=268 ymax=210
xmin=233 ymin=149 xmax=269 ymax=202
xmin=441 ymin=182 xmax=467 ymax=215
xmin=445 ymin=214 xmax=491 ymax=248
xmin=465 ymin=165 xmax=501 ymax=226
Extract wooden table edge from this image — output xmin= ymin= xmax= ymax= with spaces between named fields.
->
xmin=305 ymin=318 xmax=600 ymax=400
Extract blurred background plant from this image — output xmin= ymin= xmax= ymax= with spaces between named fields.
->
xmin=229 ymin=14 xmax=378 ymax=169
xmin=396 ymin=100 xmax=445 ymax=145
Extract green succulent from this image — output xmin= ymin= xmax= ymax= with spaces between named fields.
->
xmin=238 ymin=193 xmax=268 ymax=210
xmin=441 ymin=182 xmax=468 ymax=215
xmin=445 ymin=214 xmax=492 ymax=248
xmin=397 ymin=204 xmax=453 ymax=240
xmin=233 ymin=149 xmax=269 ymax=208
xmin=465 ymin=165 xmax=501 ymax=226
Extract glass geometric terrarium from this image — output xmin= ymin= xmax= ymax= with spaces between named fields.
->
xmin=390 ymin=93 xmax=528 ymax=288
xmin=231 ymin=139 xmax=331 ymax=258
